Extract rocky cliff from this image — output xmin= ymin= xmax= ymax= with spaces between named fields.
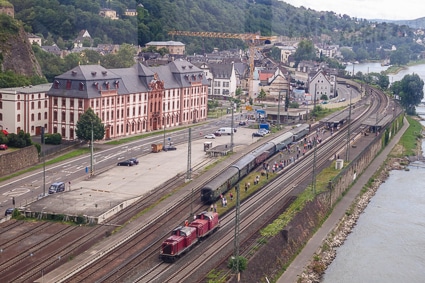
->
xmin=0 ymin=13 xmax=43 ymax=77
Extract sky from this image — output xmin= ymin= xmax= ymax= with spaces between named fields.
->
xmin=282 ymin=0 xmax=424 ymax=21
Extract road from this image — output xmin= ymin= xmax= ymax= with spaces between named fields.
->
xmin=0 ymin=115 xmax=244 ymax=212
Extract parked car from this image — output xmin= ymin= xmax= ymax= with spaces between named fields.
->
xmin=238 ymin=121 xmax=247 ymax=126
xmin=204 ymin=134 xmax=216 ymax=139
xmin=128 ymin=157 xmax=139 ymax=165
xmin=5 ymin=208 xmax=14 ymax=216
xmin=163 ymin=145 xmax=177 ymax=151
xmin=252 ymin=132 xmax=265 ymax=137
xmin=258 ymin=128 xmax=270 ymax=135
xmin=0 ymin=144 xmax=8 ymax=150
xmin=117 ymin=160 xmax=134 ymax=166
xmin=213 ymin=131 xmax=222 ymax=137
xmin=48 ymin=181 xmax=65 ymax=194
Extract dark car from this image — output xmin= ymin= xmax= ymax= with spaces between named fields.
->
xmin=213 ymin=131 xmax=222 ymax=137
xmin=239 ymin=121 xmax=247 ymax=126
xmin=5 ymin=208 xmax=14 ymax=216
xmin=48 ymin=181 xmax=65 ymax=194
xmin=128 ymin=158 xmax=139 ymax=165
xmin=163 ymin=145 xmax=177 ymax=151
xmin=252 ymin=132 xmax=265 ymax=137
xmin=117 ymin=160 xmax=134 ymax=166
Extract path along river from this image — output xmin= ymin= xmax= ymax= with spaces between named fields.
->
xmin=321 ymin=63 xmax=425 ymax=282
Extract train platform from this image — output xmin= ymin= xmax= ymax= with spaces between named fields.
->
xmin=22 ymin=127 xmax=272 ymax=224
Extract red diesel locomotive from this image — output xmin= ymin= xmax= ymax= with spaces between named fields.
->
xmin=159 ymin=211 xmax=220 ymax=262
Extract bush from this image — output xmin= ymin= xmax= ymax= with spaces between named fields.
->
xmin=45 ymin=133 xmax=62 ymax=145
xmin=227 ymin=256 xmax=248 ymax=272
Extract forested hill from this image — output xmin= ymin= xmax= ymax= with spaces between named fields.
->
xmin=9 ymin=0 xmax=422 ymax=57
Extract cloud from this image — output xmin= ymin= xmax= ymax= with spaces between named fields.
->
xmin=282 ymin=0 xmax=424 ymax=20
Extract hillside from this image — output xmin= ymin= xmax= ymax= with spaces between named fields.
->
xmin=0 ymin=14 xmax=43 ymax=78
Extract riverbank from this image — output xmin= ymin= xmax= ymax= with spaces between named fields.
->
xmin=297 ymin=155 xmax=409 ymax=282
xmin=385 ymin=59 xmax=425 ymax=75
xmin=298 ymin=117 xmax=423 ymax=282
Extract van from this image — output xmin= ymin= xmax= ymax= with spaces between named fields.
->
xmin=216 ymin=127 xmax=236 ymax=135
xmin=48 ymin=182 xmax=65 ymax=194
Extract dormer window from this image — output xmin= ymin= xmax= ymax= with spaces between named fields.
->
xmin=93 ymin=82 xmax=99 ymax=90
xmin=114 ymin=80 xmax=119 ymax=89
xmin=66 ymin=80 xmax=71 ymax=90
xmin=102 ymin=71 xmax=107 ymax=75
xmin=105 ymin=81 xmax=110 ymax=90
xmin=91 ymin=72 xmax=97 ymax=76
xmin=79 ymin=82 xmax=85 ymax=91
xmin=72 ymin=71 xmax=77 ymax=76
xmin=53 ymin=80 xmax=60 ymax=89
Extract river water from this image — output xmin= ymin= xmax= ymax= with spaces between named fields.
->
xmin=322 ymin=63 xmax=425 ymax=282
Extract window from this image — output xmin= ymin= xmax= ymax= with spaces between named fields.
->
xmin=0 ymin=101 xmax=2 ymax=109
xmin=61 ymin=112 xmax=66 ymax=121
xmin=70 ymin=99 xmax=74 ymax=108
xmin=66 ymin=80 xmax=71 ymax=90
xmin=31 ymin=102 xmax=34 ymax=109
xmin=62 ymin=99 xmax=66 ymax=107
xmin=70 ymin=113 xmax=74 ymax=122
xmin=17 ymin=114 xmax=20 ymax=122
xmin=79 ymin=82 xmax=85 ymax=91
xmin=44 ymin=112 xmax=47 ymax=119
xmin=53 ymin=111 xmax=58 ymax=121
xmin=38 ymin=101 xmax=41 ymax=109
xmin=38 ymin=113 xmax=41 ymax=120
xmin=78 ymin=100 xmax=83 ymax=108
xmin=17 ymin=102 xmax=21 ymax=110
xmin=44 ymin=101 xmax=48 ymax=108
xmin=53 ymin=98 xmax=58 ymax=106
xmin=0 ymin=113 xmax=2 ymax=121
xmin=53 ymin=80 xmax=59 ymax=89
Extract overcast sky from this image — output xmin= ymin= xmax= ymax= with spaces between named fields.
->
xmin=283 ymin=0 xmax=424 ymax=21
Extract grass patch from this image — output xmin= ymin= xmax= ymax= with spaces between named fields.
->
xmin=395 ymin=115 xmax=423 ymax=157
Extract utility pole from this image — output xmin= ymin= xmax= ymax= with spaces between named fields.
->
xmin=345 ymin=90 xmax=352 ymax=162
xmin=231 ymin=105 xmax=234 ymax=152
xmin=163 ymin=117 xmax=166 ymax=147
xmin=277 ymin=91 xmax=281 ymax=129
xmin=186 ymin=128 xmax=192 ymax=181
xmin=312 ymin=137 xmax=317 ymax=195
xmin=42 ymin=126 xmax=46 ymax=197
xmin=90 ymin=122 xmax=94 ymax=176
xmin=233 ymin=184 xmax=241 ymax=281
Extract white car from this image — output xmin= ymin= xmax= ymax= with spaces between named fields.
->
xmin=204 ymin=134 xmax=216 ymax=139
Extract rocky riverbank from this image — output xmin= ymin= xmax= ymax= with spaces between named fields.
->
xmin=297 ymin=157 xmax=409 ymax=283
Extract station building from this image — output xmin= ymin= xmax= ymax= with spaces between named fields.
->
xmin=46 ymin=60 xmax=208 ymax=140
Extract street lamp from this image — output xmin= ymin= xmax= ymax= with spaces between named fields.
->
xmin=163 ymin=117 xmax=166 ymax=147
xmin=90 ymin=122 xmax=94 ymax=176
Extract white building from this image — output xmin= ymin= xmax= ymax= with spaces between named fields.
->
xmin=0 ymin=84 xmax=51 ymax=136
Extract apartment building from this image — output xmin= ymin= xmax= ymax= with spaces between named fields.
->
xmin=0 ymin=84 xmax=51 ymax=136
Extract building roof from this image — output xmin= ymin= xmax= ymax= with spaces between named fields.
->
xmin=0 ymin=83 xmax=52 ymax=94
xmin=47 ymin=60 xmax=208 ymax=99
xmin=146 ymin=41 xmax=185 ymax=47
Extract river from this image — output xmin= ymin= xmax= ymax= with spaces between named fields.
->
xmin=322 ymin=63 xmax=425 ymax=282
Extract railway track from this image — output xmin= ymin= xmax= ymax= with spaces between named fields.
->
xmin=2 ymin=87 xmax=389 ymax=282
xmin=128 ymin=88 xmax=389 ymax=282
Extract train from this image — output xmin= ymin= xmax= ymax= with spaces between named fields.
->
xmin=200 ymin=124 xmax=310 ymax=204
xmin=159 ymin=211 xmax=220 ymax=262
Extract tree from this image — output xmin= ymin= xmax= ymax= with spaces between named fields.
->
xmin=257 ymin=89 xmax=267 ymax=102
xmin=391 ymin=73 xmax=424 ymax=114
xmin=390 ymin=46 xmax=410 ymax=66
xmin=75 ymin=108 xmax=105 ymax=142
xmin=294 ymin=40 xmax=316 ymax=65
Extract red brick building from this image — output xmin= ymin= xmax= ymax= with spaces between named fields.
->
xmin=47 ymin=60 xmax=208 ymax=140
